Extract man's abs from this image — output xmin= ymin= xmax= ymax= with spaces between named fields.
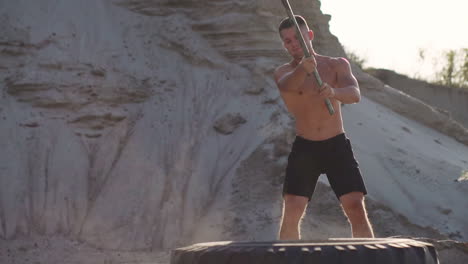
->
xmin=290 ymin=99 xmax=344 ymax=141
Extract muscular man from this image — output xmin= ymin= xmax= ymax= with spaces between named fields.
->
xmin=274 ymin=15 xmax=374 ymax=240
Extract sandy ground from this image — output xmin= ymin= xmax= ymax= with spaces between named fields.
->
xmin=0 ymin=235 xmax=170 ymax=264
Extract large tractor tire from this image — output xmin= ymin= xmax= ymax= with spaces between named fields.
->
xmin=171 ymin=238 xmax=439 ymax=264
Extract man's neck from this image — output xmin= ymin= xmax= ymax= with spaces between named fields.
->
xmin=291 ymin=50 xmax=317 ymax=67
xmin=293 ymin=43 xmax=316 ymax=63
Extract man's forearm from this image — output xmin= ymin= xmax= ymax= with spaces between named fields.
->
xmin=332 ymin=85 xmax=361 ymax=104
xmin=278 ymin=66 xmax=308 ymax=93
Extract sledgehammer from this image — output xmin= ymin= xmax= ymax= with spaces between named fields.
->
xmin=281 ymin=0 xmax=335 ymax=115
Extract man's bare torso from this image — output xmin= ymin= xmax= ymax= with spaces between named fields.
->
xmin=276 ymin=55 xmax=344 ymax=141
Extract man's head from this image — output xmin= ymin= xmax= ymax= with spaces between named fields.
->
xmin=278 ymin=15 xmax=314 ymax=59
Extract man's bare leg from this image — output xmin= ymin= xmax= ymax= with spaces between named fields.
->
xmin=340 ymin=192 xmax=374 ymax=238
xmin=279 ymin=194 xmax=309 ymax=240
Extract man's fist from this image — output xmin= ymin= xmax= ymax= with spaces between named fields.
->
xmin=318 ymin=83 xmax=336 ymax=98
xmin=299 ymin=56 xmax=316 ymax=74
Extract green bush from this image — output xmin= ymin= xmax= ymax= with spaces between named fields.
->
xmin=435 ymin=48 xmax=468 ymax=89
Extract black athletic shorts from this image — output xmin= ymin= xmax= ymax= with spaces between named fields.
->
xmin=283 ymin=133 xmax=367 ymax=200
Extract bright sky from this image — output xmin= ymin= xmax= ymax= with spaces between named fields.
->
xmin=320 ymin=0 xmax=468 ymax=80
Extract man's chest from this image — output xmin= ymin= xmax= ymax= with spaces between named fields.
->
xmin=299 ymin=68 xmax=337 ymax=93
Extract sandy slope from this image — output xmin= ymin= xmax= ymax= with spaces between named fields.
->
xmin=344 ymin=98 xmax=468 ymax=239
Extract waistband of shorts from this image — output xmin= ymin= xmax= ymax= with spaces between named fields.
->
xmin=295 ymin=133 xmax=346 ymax=145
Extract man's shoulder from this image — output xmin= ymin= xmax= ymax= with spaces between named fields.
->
xmin=320 ymin=55 xmax=349 ymax=66
xmin=274 ymin=62 xmax=292 ymax=73
xmin=319 ymin=56 xmax=350 ymax=73
xmin=333 ymin=56 xmax=351 ymax=68
xmin=273 ymin=62 xmax=293 ymax=80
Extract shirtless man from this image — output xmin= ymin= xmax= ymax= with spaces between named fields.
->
xmin=274 ymin=15 xmax=374 ymax=240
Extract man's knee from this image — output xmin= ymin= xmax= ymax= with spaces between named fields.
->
xmin=283 ymin=194 xmax=308 ymax=218
xmin=340 ymin=192 xmax=366 ymax=216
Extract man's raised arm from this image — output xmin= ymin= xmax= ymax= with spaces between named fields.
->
xmin=331 ymin=58 xmax=361 ymax=104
